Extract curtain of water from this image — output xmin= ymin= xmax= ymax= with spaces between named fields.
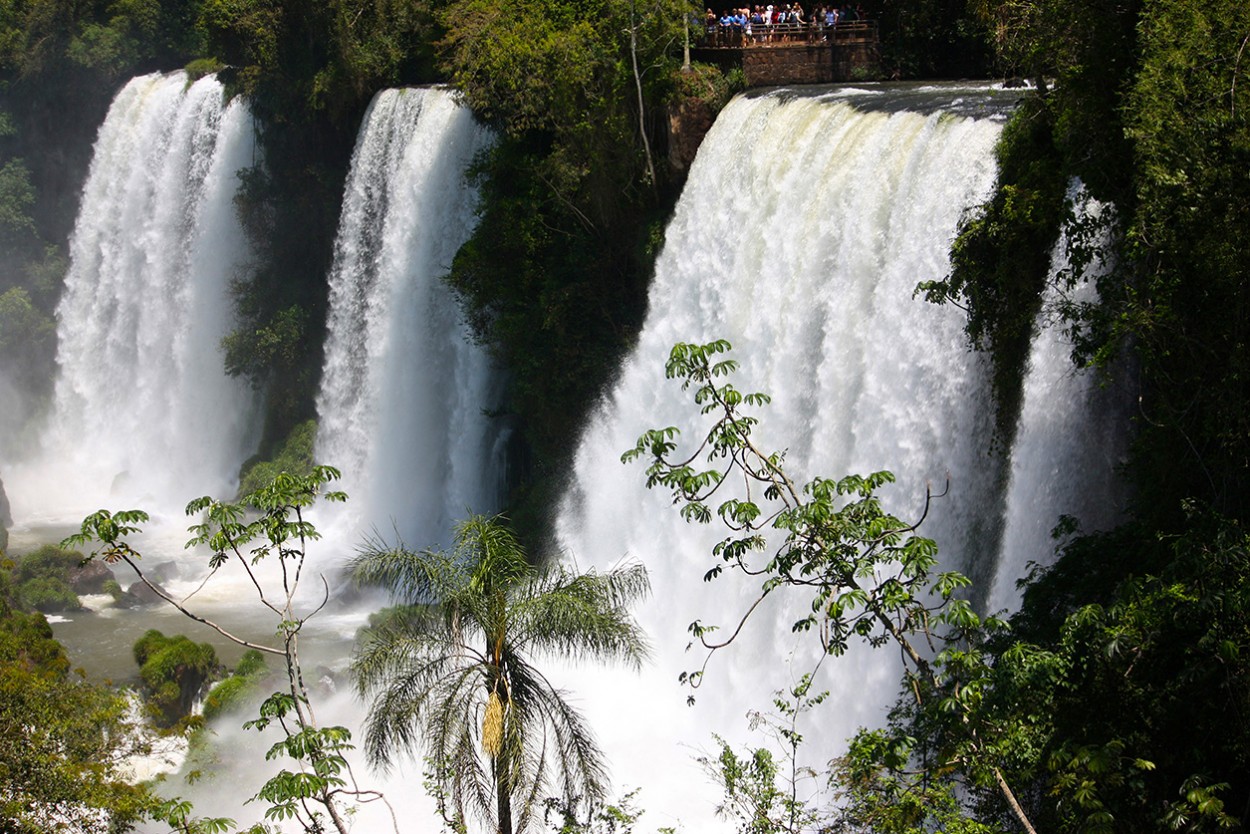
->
xmin=7 ymin=72 xmax=260 ymax=526
xmin=988 ymin=184 xmax=1131 ymax=613
xmin=315 ymin=86 xmax=503 ymax=554
xmin=552 ymin=90 xmax=1006 ymax=828
xmin=158 ymin=87 xmax=505 ymax=828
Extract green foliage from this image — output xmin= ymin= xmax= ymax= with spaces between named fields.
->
xmin=195 ymin=0 xmax=282 ymax=92
xmin=978 ymin=509 xmax=1250 ymax=832
xmin=133 ymin=629 xmax=221 ymax=728
xmin=65 ymin=467 xmax=387 ymax=834
xmin=439 ymin=0 xmax=691 ymax=529
xmin=352 ymin=514 xmax=651 ymax=834
xmin=918 ymin=96 xmax=1067 ymax=438
xmin=952 ymin=0 xmax=1250 ymax=527
xmin=197 ymin=0 xmax=442 ymax=447
xmin=829 ymin=742 xmax=1005 ymax=834
xmin=12 ymin=573 xmax=78 ymax=611
xmin=244 ymin=691 xmax=356 ymax=826
xmin=0 ymin=590 xmax=153 ymax=832
xmin=625 ymin=341 xmax=955 ymax=678
xmin=235 ymin=647 xmax=267 ymax=677
xmin=203 ymin=649 xmax=268 ymax=721
xmin=0 ymin=285 xmax=57 ymax=399
xmin=236 ymin=418 xmax=318 ymax=497
xmin=446 ymin=136 xmax=661 ymax=469
xmin=700 ymin=675 xmax=833 ymax=834
xmin=0 ymin=157 xmax=36 ymax=250
xmin=824 ymin=506 xmax=1250 ymax=834
xmin=0 ymin=0 xmax=209 ymax=422
xmin=6 ymin=543 xmax=83 ymax=612
xmin=630 ymin=340 xmax=1036 ymax=831
xmin=875 ymin=0 xmax=994 ymax=79
xmin=543 ymin=790 xmax=650 ymax=834
xmin=148 ymin=796 xmax=240 ymax=834
xmin=197 ymin=0 xmax=436 ymax=111
xmin=1113 ymin=0 xmax=1250 ymax=521
xmin=668 ymin=61 xmax=742 ymax=111
xmin=185 ymin=55 xmax=225 ymax=79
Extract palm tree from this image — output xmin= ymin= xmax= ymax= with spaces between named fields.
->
xmin=351 ymin=515 xmax=650 ymax=834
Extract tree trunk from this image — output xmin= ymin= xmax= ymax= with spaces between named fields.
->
xmin=629 ymin=1 xmax=658 ymax=189
xmin=994 ymin=767 xmax=1039 ymax=834
xmin=496 ymin=767 xmax=513 ymax=834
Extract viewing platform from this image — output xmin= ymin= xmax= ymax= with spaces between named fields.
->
xmin=692 ymin=20 xmax=881 ymax=86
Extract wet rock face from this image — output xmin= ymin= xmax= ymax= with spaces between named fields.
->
xmin=667 ymin=96 xmax=717 ymax=174
xmin=123 ymin=579 xmax=166 ymax=607
xmin=67 ymin=559 xmax=114 ymax=595
xmin=0 ymin=473 xmax=10 ymax=552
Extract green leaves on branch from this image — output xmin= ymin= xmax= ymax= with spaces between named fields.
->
xmin=631 ymin=340 xmax=1044 ymax=834
xmin=64 ymin=467 xmax=389 ymax=834
xmin=625 ymin=340 xmax=951 ymax=672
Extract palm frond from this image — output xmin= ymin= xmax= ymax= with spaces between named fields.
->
xmin=350 ymin=535 xmax=465 ymax=604
xmin=512 ymin=730 xmax=551 ymax=834
xmin=512 ymin=563 xmax=652 ymax=668
xmin=507 ymin=655 xmax=608 ymax=807
xmin=446 ymin=710 xmax=493 ymax=826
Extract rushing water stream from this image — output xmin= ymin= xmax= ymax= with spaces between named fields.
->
xmin=315 ymin=86 xmax=506 ymax=552
xmin=5 ymin=72 xmax=260 ymax=526
xmin=551 ymin=83 xmax=1012 ymax=827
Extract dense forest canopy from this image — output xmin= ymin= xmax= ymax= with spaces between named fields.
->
xmin=0 ymin=0 xmax=1246 ymax=831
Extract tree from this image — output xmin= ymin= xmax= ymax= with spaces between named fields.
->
xmin=700 ymin=673 xmax=836 ymax=834
xmin=624 ymin=340 xmax=1037 ymax=833
xmin=66 ymin=466 xmax=394 ymax=834
xmin=0 ymin=566 xmax=152 ymax=833
xmin=351 ymin=515 xmax=651 ymax=834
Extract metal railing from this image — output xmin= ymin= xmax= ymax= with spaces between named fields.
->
xmin=697 ymin=19 xmax=876 ymax=48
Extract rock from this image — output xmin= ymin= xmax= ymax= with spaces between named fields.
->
xmin=145 ymin=561 xmax=179 ymax=585
xmin=124 ymin=579 xmax=168 ymax=607
xmin=0 ymin=472 xmax=11 ymax=552
xmin=0 ymin=472 xmax=11 ymax=528
xmin=67 ymin=559 xmax=114 ymax=595
xmin=667 ymin=95 xmax=717 ymax=174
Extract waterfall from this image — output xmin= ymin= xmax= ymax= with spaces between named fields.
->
xmin=315 ymin=87 xmax=503 ymax=550
xmin=146 ymin=88 xmax=504 ymax=828
xmin=6 ymin=72 xmax=260 ymax=526
xmin=988 ymin=185 xmax=1130 ymax=613
xmin=552 ymin=86 xmax=1012 ymax=828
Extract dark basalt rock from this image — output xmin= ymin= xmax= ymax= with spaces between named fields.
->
xmin=0 ymin=472 xmax=11 ymax=552
xmin=67 ymin=559 xmax=114 ymax=594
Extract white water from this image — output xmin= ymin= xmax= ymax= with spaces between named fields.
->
xmin=129 ymin=86 xmax=504 ymax=832
xmin=553 ymin=88 xmax=1009 ymax=829
xmin=315 ymin=87 xmax=503 ymax=551
xmin=988 ymin=185 xmax=1130 ymax=613
xmin=4 ymin=72 xmax=260 ymax=527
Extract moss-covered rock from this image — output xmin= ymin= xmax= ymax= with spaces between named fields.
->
xmin=202 ymin=649 xmax=269 ymax=722
xmin=132 ymin=630 xmax=221 ymax=729
xmin=236 ymin=419 xmax=317 ymax=498
xmin=7 ymin=544 xmax=87 ymax=612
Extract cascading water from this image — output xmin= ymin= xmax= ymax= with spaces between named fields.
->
xmin=552 ymin=85 xmax=1017 ymax=828
xmin=6 ymin=76 xmax=1135 ymax=833
xmin=5 ymin=71 xmax=260 ymax=526
xmin=315 ymin=86 xmax=503 ymax=550
xmin=988 ymin=185 xmax=1130 ymax=613
xmin=148 ymin=87 xmax=505 ymax=830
